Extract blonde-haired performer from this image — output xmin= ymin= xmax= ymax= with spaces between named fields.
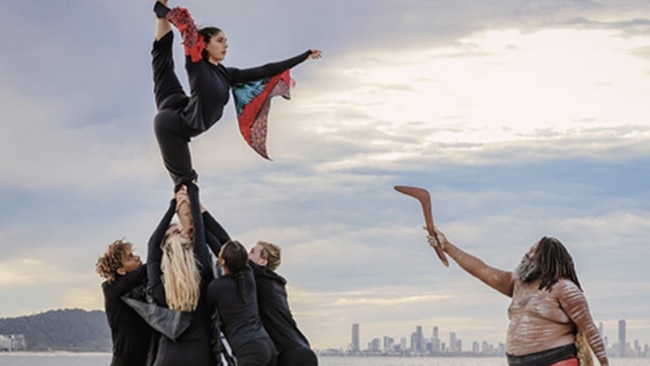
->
xmin=427 ymin=228 xmax=609 ymax=366
xmin=147 ymin=182 xmax=213 ymax=366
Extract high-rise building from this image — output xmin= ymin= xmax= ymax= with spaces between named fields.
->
xmin=383 ymin=336 xmax=394 ymax=352
xmin=450 ymin=332 xmax=457 ymax=352
xmin=416 ymin=325 xmax=424 ymax=353
xmin=472 ymin=341 xmax=480 ymax=354
xmin=351 ymin=323 xmax=360 ymax=353
xmin=369 ymin=338 xmax=381 ymax=352
xmin=619 ymin=319 xmax=626 ymax=357
xmin=432 ymin=326 xmax=440 ymax=352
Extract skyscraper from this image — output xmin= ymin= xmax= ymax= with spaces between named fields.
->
xmin=432 ymin=326 xmax=440 ymax=352
xmin=416 ymin=325 xmax=424 ymax=353
xmin=352 ymin=323 xmax=360 ymax=353
xmin=619 ymin=319 xmax=626 ymax=357
xmin=450 ymin=332 xmax=457 ymax=352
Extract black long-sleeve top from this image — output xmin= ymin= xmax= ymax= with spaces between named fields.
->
xmin=155 ymin=2 xmax=311 ymax=134
xmin=182 ymin=50 xmax=311 ymax=134
xmin=202 ymin=209 xmax=231 ymax=258
xmin=207 ymin=266 xmax=270 ymax=353
xmin=146 ymin=183 xmax=213 ymax=365
xmin=102 ymin=266 xmax=151 ymax=366
xmin=251 ymin=262 xmax=311 ymax=353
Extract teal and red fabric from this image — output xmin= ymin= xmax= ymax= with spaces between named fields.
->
xmin=232 ymin=71 xmax=294 ymax=159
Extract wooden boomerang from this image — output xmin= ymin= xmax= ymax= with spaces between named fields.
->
xmin=394 ymin=185 xmax=449 ymax=267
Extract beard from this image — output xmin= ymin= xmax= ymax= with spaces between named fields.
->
xmin=514 ymin=256 xmax=541 ymax=283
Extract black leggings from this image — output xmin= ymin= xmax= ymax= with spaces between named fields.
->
xmin=277 ymin=347 xmax=318 ymax=366
xmin=151 ymin=32 xmax=198 ymax=187
xmin=235 ymin=338 xmax=277 ymax=366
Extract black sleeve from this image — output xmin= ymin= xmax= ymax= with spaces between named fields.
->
xmin=105 ymin=266 xmax=147 ymax=300
xmin=147 ymin=199 xmax=177 ymax=306
xmin=203 ymin=210 xmax=231 ymax=257
xmin=186 ymin=183 xmax=212 ymax=280
xmin=228 ymin=51 xmax=311 ymax=84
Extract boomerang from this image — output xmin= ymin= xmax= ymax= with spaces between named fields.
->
xmin=394 ymin=185 xmax=449 ymax=267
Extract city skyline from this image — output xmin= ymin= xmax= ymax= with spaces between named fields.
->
xmin=338 ymin=319 xmax=649 ymax=358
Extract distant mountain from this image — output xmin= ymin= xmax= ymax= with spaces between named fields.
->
xmin=0 ymin=308 xmax=110 ymax=352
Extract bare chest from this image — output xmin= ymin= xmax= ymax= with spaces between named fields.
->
xmin=508 ymin=284 xmax=571 ymax=324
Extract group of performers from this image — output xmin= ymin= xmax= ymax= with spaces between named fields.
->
xmin=95 ymin=1 xmax=613 ymax=365
xmin=96 ymin=1 xmax=321 ymax=365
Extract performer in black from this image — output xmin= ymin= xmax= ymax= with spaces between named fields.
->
xmin=97 ymin=240 xmax=151 ymax=366
xmin=152 ymin=0 xmax=322 ymax=187
xmin=208 ymin=241 xmax=277 ymax=366
xmin=200 ymin=216 xmax=316 ymax=366
xmin=146 ymin=183 xmax=213 ymax=366
xmin=249 ymin=241 xmax=318 ymax=366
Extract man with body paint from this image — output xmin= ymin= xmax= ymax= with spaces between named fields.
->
xmin=426 ymin=229 xmax=609 ymax=366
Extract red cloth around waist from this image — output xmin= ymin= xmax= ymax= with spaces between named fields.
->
xmin=551 ymin=357 xmax=579 ymax=366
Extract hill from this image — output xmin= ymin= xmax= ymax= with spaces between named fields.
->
xmin=0 ymin=308 xmax=110 ymax=352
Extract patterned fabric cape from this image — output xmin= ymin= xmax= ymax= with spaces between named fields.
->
xmin=231 ymin=70 xmax=294 ymax=159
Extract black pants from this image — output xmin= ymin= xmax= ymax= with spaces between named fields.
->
xmin=235 ymin=338 xmax=277 ymax=366
xmin=277 ymin=347 xmax=318 ymax=366
xmin=151 ymin=32 xmax=198 ymax=187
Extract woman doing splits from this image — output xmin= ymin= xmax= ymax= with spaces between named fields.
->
xmin=152 ymin=0 xmax=322 ymax=187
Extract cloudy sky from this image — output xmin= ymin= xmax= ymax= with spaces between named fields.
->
xmin=1 ymin=0 xmax=649 ymax=351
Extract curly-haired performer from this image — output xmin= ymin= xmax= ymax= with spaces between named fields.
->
xmin=97 ymin=240 xmax=151 ymax=366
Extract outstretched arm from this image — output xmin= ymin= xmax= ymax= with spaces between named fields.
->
xmin=428 ymin=228 xmax=514 ymax=297
xmin=175 ymin=186 xmax=193 ymax=238
xmin=201 ymin=206 xmax=231 ymax=257
xmin=185 ymin=183 xmax=211 ymax=278
xmin=228 ymin=50 xmax=321 ymax=84
xmin=147 ymin=198 xmax=177 ymax=306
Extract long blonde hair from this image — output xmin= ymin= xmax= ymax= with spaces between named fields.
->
xmin=160 ymin=234 xmax=201 ymax=311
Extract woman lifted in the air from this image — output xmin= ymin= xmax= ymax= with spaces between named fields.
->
xmin=152 ymin=0 xmax=322 ymax=188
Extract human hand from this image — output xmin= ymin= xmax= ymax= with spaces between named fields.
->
xmin=175 ymin=186 xmax=189 ymax=209
xmin=425 ymin=226 xmax=448 ymax=251
xmin=308 ymin=49 xmax=322 ymax=60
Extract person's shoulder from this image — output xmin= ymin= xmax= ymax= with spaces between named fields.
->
xmin=101 ymin=280 xmax=111 ymax=291
xmin=554 ymin=278 xmax=582 ymax=294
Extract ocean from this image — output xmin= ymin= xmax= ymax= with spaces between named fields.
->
xmin=0 ymin=353 xmax=648 ymax=366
